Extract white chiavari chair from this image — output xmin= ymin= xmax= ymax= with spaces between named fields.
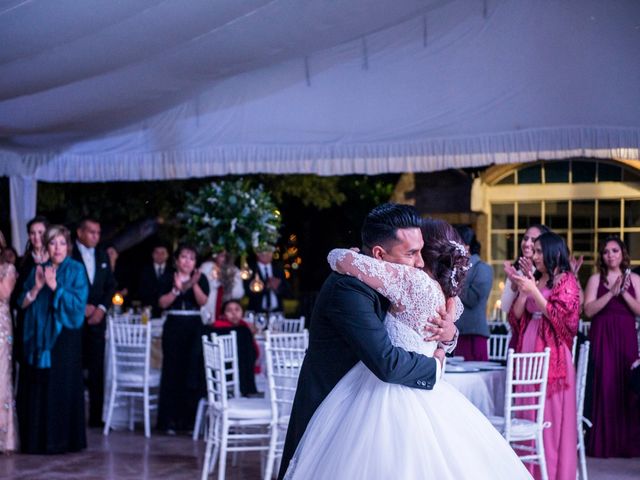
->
xmin=576 ymin=341 xmax=591 ymax=480
xmin=487 ymin=320 xmax=511 ymax=333
xmin=489 ymin=348 xmax=551 ymax=480
xmin=578 ymin=320 xmax=591 ymax=338
xmin=263 ymin=330 xmax=308 ymax=477
xmin=200 ymin=335 xmax=274 ymax=480
xmin=487 ymin=333 xmax=512 ymax=361
xmin=194 ymin=331 xmax=240 ymax=440
xmin=110 ymin=312 xmax=142 ymax=324
xmin=270 ymin=316 xmax=306 ymax=334
xmin=103 ymin=321 xmax=160 ymax=438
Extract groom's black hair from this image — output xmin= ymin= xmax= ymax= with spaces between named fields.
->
xmin=361 ymin=203 xmax=422 ymax=254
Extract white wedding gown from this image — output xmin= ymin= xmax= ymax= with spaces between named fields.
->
xmin=284 ymin=249 xmax=531 ymax=480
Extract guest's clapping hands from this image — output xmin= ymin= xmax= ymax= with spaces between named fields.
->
xmin=187 ymin=269 xmax=202 ymax=289
xmin=621 ymin=270 xmax=631 ymax=295
xmin=570 ymin=255 xmax=584 ymax=276
xmin=503 ymin=261 xmax=518 ymax=282
xmin=173 ymin=272 xmax=183 ymax=293
xmin=610 ymin=275 xmax=623 ymax=297
xmin=34 ymin=265 xmax=45 ymax=290
xmin=44 ymin=265 xmax=57 ymax=290
xmin=503 ymin=261 xmax=520 ymax=292
xmin=518 ymin=257 xmax=533 ymax=275
xmin=425 ymin=297 xmax=457 ymax=342
xmin=189 ymin=268 xmax=202 ymax=287
xmin=511 ymin=273 xmax=537 ymax=296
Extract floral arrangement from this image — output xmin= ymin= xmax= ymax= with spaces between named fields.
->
xmin=180 ymin=179 xmax=282 ymax=256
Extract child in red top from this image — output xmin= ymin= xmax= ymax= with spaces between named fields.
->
xmin=213 ymin=300 xmax=261 ymax=371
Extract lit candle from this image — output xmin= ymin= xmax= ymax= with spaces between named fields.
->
xmin=112 ymin=292 xmax=124 ymax=314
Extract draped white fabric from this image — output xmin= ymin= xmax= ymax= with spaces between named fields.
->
xmin=0 ymin=0 xmax=639 ymax=181
xmin=9 ymin=176 xmax=37 ymax=255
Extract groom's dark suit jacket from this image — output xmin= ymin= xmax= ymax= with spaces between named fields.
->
xmin=278 ymin=272 xmax=438 ymax=479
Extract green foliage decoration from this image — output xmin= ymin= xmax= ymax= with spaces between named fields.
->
xmin=180 ymin=179 xmax=282 ymax=256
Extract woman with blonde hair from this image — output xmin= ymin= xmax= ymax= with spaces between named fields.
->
xmin=17 ymin=225 xmax=88 ymax=454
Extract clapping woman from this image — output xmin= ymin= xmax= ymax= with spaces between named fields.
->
xmin=501 ymin=224 xmax=550 ymax=315
xmin=12 ymin=216 xmax=49 ymax=387
xmin=17 ymin=225 xmax=89 ymax=454
xmin=584 ymin=237 xmax=640 ymax=457
xmin=509 ymin=232 xmax=580 ymax=480
xmin=157 ymin=244 xmax=209 ymax=433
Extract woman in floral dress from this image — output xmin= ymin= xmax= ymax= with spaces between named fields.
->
xmin=0 ymin=243 xmax=18 ymax=453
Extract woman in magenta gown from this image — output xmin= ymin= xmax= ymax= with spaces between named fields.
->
xmin=508 ymin=232 xmax=580 ymax=480
xmin=583 ymin=237 xmax=640 ymax=457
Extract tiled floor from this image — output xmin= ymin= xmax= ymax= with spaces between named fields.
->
xmin=0 ymin=427 xmax=260 ymax=480
xmin=1 ymin=427 xmax=639 ymax=479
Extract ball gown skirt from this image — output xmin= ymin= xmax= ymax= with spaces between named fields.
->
xmin=284 ymin=318 xmax=531 ymax=480
xmin=284 ymin=361 xmax=531 ymax=480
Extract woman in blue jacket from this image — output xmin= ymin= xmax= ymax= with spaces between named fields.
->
xmin=17 ymin=225 xmax=89 ymax=454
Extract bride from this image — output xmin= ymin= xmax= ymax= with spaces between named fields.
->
xmin=284 ymin=219 xmax=531 ymax=479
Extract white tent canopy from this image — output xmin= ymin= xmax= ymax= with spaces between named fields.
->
xmin=1 ymin=0 xmax=639 ymax=251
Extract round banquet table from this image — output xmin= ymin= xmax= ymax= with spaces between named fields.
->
xmin=442 ymin=361 xmax=506 ymax=417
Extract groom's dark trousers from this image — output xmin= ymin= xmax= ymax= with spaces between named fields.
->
xmin=278 ymin=272 xmax=438 ymax=479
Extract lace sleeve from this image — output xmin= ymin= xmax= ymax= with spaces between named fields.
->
xmin=454 ymin=296 xmax=464 ymax=321
xmin=327 ymin=248 xmax=433 ymax=315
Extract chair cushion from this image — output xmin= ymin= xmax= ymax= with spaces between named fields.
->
xmin=117 ymin=369 xmax=161 ymax=386
xmin=488 ymin=415 xmax=541 ymax=441
xmin=227 ymin=397 xmax=272 ymax=420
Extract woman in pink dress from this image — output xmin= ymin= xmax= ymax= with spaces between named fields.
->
xmin=508 ymin=232 xmax=580 ymax=480
xmin=583 ymin=237 xmax=640 ymax=457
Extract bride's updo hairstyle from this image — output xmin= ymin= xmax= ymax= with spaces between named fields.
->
xmin=421 ymin=218 xmax=471 ymax=299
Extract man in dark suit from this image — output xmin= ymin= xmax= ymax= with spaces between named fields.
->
xmin=138 ymin=242 xmax=174 ymax=317
xmin=277 ymin=203 xmax=458 ymax=479
xmin=244 ymin=245 xmax=291 ymax=313
xmin=73 ymin=217 xmax=117 ymax=428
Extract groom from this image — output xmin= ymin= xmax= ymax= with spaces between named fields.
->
xmin=278 ymin=203 xmax=458 ymax=479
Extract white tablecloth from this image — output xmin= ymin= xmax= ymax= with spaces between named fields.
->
xmin=443 ymin=362 xmax=506 ymax=417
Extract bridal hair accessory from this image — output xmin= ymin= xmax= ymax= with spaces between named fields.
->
xmin=449 ymin=240 xmax=467 ymax=256
xmin=449 ymin=240 xmax=471 ymax=289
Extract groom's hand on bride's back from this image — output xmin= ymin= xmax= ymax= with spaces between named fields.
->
xmin=424 ymin=298 xmax=457 ymax=343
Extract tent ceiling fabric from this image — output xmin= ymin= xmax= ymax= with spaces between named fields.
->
xmin=0 ymin=0 xmax=639 ymax=180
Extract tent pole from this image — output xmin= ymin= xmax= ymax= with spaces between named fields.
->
xmin=9 ymin=175 xmax=37 ymax=256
